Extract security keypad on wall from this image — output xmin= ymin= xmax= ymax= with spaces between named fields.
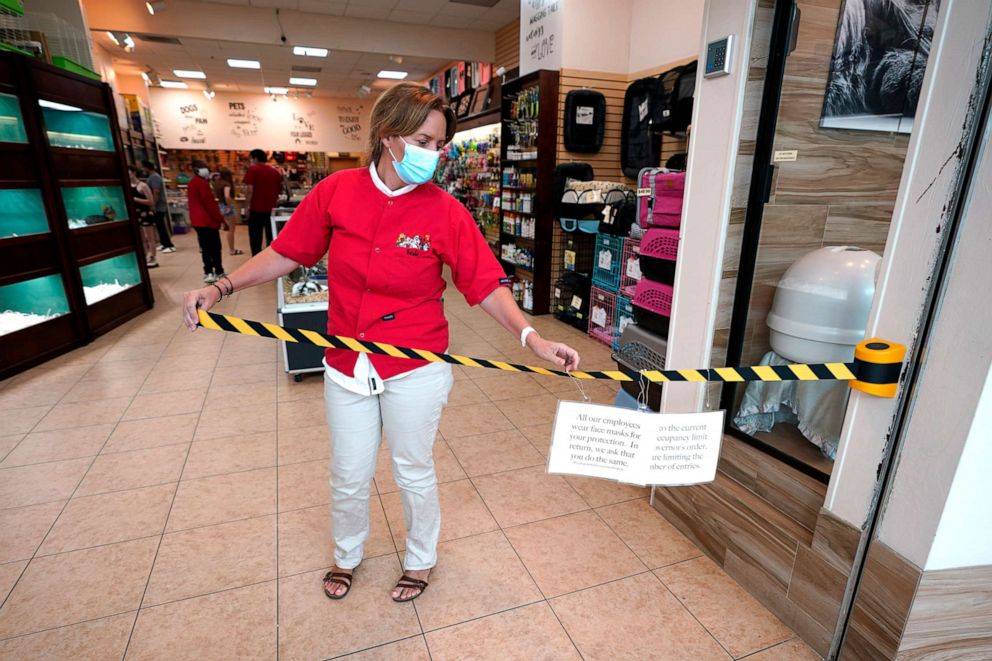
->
xmin=704 ymin=35 xmax=733 ymax=78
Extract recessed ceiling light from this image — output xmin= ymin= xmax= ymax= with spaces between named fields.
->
xmin=293 ymin=46 xmax=328 ymax=57
xmin=173 ymin=69 xmax=206 ymax=79
xmin=377 ymin=70 xmax=408 ymax=80
xmin=159 ymin=80 xmax=188 ymax=89
xmin=39 ymin=99 xmax=81 ymax=112
xmin=146 ymin=1 xmax=167 ymax=15
xmin=289 ymin=77 xmax=317 ymax=86
xmin=265 ymin=86 xmax=288 ymax=95
xmin=227 ymin=59 xmax=261 ymax=69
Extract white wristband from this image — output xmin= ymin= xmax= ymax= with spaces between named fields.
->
xmin=521 ymin=326 xmax=538 ymax=347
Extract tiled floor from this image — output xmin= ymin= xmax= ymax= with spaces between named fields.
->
xmin=0 ymin=232 xmax=821 ymax=660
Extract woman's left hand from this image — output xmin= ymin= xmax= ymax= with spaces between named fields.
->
xmin=528 ymin=335 xmax=580 ymax=372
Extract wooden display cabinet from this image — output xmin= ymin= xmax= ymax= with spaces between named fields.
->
xmin=0 ymin=52 xmax=153 ymax=378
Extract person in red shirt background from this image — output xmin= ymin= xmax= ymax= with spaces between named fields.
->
xmin=183 ymin=83 xmax=579 ymax=604
xmin=186 ymin=159 xmax=228 ymax=283
xmin=243 ymin=149 xmax=284 ymax=256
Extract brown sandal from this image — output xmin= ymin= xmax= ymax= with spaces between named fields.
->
xmin=322 ymin=568 xmax=355 ymax=600
xmin=392 ymin=573 xmax=430 ymax=603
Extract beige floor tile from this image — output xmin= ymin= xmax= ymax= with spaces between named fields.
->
xmin=413 ymin=530 xmax=542 ymax=631
xmin=211 ymin=362 xmax=277 ymax=387
xmin=0 ymin=434 xmax=22 ymax=461
xmin=374 ymin=438 xmax=465 ymax=494
xmin=144 ymin=515 xmax=276 ymax=606
xmin=122 ymin=388 xmax=207 ymax=421
xmin=517 ymin=422 xmax=554 ymax=455
xmin=656 ymin=556 xmax=793 ymax=657
xmin=551 ymin=573 xmax=731 ymax=660
xmin=742 ymin=637 xmax=821 ymax=660
xmin=0 ymin=501 xmax=66 ymax=563
xmin=128 ymin=580 xmax=276 ymax=660
xmin=438 ymin=402 xmax=514 ymax=440
xmin=204 ymin=381 xmax=277 ymax=409
xmin=444 ymin=379 xmax=490 ymax=406
xmin=215 ymin=344 xmax=278 ymax=369
xmin=0 ymin=560 xmax=26 ymax=602
xmin=1 ymin=424 xmax=113 ymax=468
xmin=33 ymin=397 xmax=131 ymax=432
xmin=278 ymin=554 xmax=420 ymax=660
xmin=337 ymin=636 xmax=430 ymax=660
xmin=182 ymin=431 xmax=276 ymax=480
xmin=138 ymin=366 xmax=214 ymax=395
xmin=564 ymin=475 xmax=648 ymax=508
xmin=0 ymin=612 xmax=135 ymax=661
xmin=473 ymin=466 xmax=587 ymax=528
xmin=445 ymin=429 xmax=545 ymax=477
xmin=167 ymin=467 xmax=276 ymax=531
xmin=278 ymin=398 xmax=327 ymax=431
xmin=278 ymin=459 xmax=331 ymax=512
xmin=60 ymin=374 xmax=147 ymax=404
xmin=493 ymin=393 xmax=562 ymax=428
xmin=473 ymin=372 xmax=548 ymax=402
xmin=277 ymin=374 xmax=325 ymax=402
xmin=81 ymin=358 xmax=157 ymax=383
xmin=99 ymin=342 xmax=167 ymax=364
xmin=194 ymin=402 xmax=277 ymax=441
xmin=425 ymin=601 xmax=580 ymax=661
xmin=381 ymin=479 xmax=497 ymax=552
xmin=0 ymin=457 xmax=90 ymax=509
xmin=102 ymin=412 xmax=198 ymax=453
xmin=0 ymin=382 xmax=71 ymax=411
xmin=278 ymin=501 xmax=395 ymax=577
xmin=0 ymin=537 xmax=157 ymax=639
xmin=77 ymin=443 xmax=189 ymax=497
xmin=505 ymin=510 xmax=646 ymax=597
xmin=1 ymin=404 xmax=51 ymax=435
xmin=597 ymin=499 xmax=701 ymax=569
xmin=38 ymin=483 xmax=175 ymax=556
xmin=278 ymin=424 xmax=330 ymax=465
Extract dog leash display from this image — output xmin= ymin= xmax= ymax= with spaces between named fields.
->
xmin=197 ymin=310 xmax=905 ymax=397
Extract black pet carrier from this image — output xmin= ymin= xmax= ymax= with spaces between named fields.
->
xmin=563 ymin=89 xmax=606 ymax=153
xmin=620 ymin=76 xmax=664 ymax=178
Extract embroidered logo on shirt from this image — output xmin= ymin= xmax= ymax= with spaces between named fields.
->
xmin=499 ymin=277 xmax=513 ymax=285
xmin=396 ymin=232 xmax=431 ymax=253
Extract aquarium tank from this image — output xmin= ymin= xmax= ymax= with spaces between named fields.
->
xmin=79 ymin=252 xmax=141 ymax=305
xmin=61 ymin=186 xmax=128 ymax=229
xmin=0 ymin=189 xmax=50 ymax=239
xmin=0 ymin=275 xmax=71 ymax=336
xmin=41 ymin=101 xmax=114 ymax=151
xmin=0 ymin=93 xmax=27 ymax=144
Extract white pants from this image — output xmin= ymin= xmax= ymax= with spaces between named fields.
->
xmin=324 ymin=361 xmax=453 ymax=570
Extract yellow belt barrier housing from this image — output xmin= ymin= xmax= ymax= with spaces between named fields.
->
xmin=197 ymin=310 xmax=905 ymax=397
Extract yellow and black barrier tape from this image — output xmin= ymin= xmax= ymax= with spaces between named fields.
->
xmin=197 ymin=310 xmax=905 ymax=397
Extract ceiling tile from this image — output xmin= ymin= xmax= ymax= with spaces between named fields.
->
xmin=394 ymin=0 xmax=447 ymax=10
xmin=297 ymin=0 xmax=347 ymax=14
xmin=429 ymin=13 xmax=475 ymax=28
xmin=438 ymin=2 xmax=487 ymax=17
xmin=250 ymin=0 xmax=299 ymax=8
xmin=387 ymin=8 xmax=437 ymax=24
xmin=344 ymin=5 xmax=391 ymax=19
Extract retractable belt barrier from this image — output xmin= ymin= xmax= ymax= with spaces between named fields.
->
xmin=197 ymin=310 xmax=905 ymax=398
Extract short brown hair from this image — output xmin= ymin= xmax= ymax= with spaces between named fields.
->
xmin=365 ymin=83 xmax=456 ymax=166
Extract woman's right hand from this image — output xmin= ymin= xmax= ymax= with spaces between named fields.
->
xmin=182 ymin=286 xmax=221 ymax=332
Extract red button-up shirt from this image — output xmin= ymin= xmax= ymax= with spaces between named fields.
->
xmin=187 ymin=175 xmax=224 ymax=229
xmin=270 ymin=167 xmax=508 ymax=379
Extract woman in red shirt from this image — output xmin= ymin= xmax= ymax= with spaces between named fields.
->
xmin=183 ymin=83 xmax=579 ymax=603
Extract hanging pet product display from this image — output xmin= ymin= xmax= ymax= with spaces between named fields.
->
xmin=563 ymin=89 xmax=606 ymax=153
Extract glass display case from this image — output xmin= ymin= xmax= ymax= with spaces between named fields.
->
xmin=273 ymin=215 xmax=328 ymax=379
xmin=0 ymin=92 xmax=27 ymax=143
xmin=79 ymin=252 xmax=142 ymax=305
xmin=0 ymin=189 xmax=49 ymax=238
xmin=61 ymin=185 xmax=128 ymax=229
xmin=0 ymin=274 xmax=71 ymax=336
xmin=40 ymin=103 xmax=114 ymax=151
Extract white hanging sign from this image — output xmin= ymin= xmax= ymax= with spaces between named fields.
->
xmin=547 ymin=401 xmax=725 ymax=486
xmin=520 ymin=0 xmax=563 ymax=76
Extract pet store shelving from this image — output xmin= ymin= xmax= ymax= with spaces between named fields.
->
xmin=0 ymin=50 xmax=152 ymax=378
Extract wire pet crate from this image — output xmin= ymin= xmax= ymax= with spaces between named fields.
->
xmin=553 ymin=272 xmax=592 ymax=331
xmin=560 ymin=231 xmax=596 ymax=275
xmin=591 ymin=234 xmax=624 ymax=291
xmin=639 ymin=227 xmax=680 ymax=284
xmin=588 ymin=286 xmax=616 ymax=347
xmin=619 ymin=237 xmax=642 ymax=297
xmin=615 ymin=295 xmax=634 ymax=350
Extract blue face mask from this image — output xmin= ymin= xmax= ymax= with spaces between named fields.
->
xmin=388 ymin=138 xmax=440 ymax=185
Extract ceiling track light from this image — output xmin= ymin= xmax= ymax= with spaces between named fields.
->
xmin=146 ymin=1 xmax=167 ymax=15
xmin=203 ymin=88 xmax=215 ymax=100
xmin=107 ymin=31 xmax=135 ymax=52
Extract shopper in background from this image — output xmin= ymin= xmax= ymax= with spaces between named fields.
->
xmin=129 ymin=166 xmax=158 ymax=268
xmin=187 ymin=160 xmax=227 ymax=283
xmin=142 ymin=159 xmax=176 ymax=253
xmin=182 ymin=83 xmax=580 ymax=605
xmin=213 ymin=167 xmax=243 ymax=256
xmin=243 ymin=149 xmax=282 ymax=255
